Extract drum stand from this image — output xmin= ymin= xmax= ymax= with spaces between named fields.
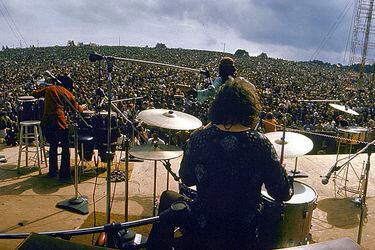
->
xmin=333 ymin=140 xmax=364 ymax=198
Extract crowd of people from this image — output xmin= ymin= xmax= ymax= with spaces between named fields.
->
xmin=0 ymin=45 xmax=375 ymax=145
xmin=1 ymin=45 xmax=374 ymax=249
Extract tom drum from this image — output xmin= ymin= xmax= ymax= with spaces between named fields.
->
xmin=260 ymin=181 xmax=318 ymax=249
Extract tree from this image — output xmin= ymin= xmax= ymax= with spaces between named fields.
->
xmin=234 ymin=49 xmax=249 ymax=57
xmin=257 ymin=52 xmax=268 ymax=59
xmin=155 ymin=43 xmax=167 ymax=49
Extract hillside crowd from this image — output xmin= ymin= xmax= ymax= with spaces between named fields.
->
xmin=0 ymin=45 xmax=374 ymax=145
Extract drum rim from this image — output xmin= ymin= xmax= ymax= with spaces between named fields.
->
xmin=261 ymin=180 xmax=317 ymax=205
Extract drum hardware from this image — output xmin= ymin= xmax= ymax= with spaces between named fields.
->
xmin=260 ymin=181 xmax=318 ymax=248
xmin=130 ymin=142 xmax=183 ymax=216
xmin=332 ymin=128 xmax=365 ymax=198
xmin=265 ymin=132 xmax=314 ymax=160
xmin=0 ymin=215 xmax=159 ymax=249
xmin=320 ymin=137 xmax=375 ymax=244
xmin=265 ymin=131 xmax=313 ymax=178
xmin=45 ymin=70 xmax=92 ymax=215
xmin=89 ymin=52 xmax=207 ymax=245
xmin=137 ymin=108 xmax=201 ymax=190
xmin=298 ymin=99 xmax=340 ymax=102
xmin=111 ymin=96 xmax=144 ymax=103
xmin=329 ymin=103 xmax=360 ymax=116
xmin=137 ymin=109 xmax=203 ymax=131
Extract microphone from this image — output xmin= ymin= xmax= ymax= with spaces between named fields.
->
xmin=321 ymin=162 xmax=339 ymax=185
xmin=89 ymin=52 xmax=104 ymax=62
xmin=200 ymin=67 xmax=210 ymax=78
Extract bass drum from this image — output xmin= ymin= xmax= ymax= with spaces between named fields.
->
xmin=259 ymin=181 xmax=318 ymax=249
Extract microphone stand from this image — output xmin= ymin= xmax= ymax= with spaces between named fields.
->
xmin=92 ymin=57 xmax=137 ymax=245
xmin=89 ymin=52 xmax=209 ymax=245
xmin=45 ymin=72 xmax=91 ymax=215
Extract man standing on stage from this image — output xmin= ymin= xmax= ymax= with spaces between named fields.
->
xmin=32 ymin=74 xmax=85 ymax=180
xmin=196 ymin=57 xmax=236 ymax=103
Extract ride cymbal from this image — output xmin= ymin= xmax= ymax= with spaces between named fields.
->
xmin=265 ymin=131 xmax=314 ymax=159
xmin=329 ymin=103 xmax=359 ymax=116
xmin=137 ymin=109 xmax=202 ymax=130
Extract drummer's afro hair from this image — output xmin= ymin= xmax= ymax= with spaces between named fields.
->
xmin=209 ymin=77 xmax=261 ymax=128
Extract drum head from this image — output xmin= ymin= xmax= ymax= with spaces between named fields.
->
xmin=261 ymin=181 xmax=316 ymax=204
xmin=98 ymin=111 xmax=117 ymax=117
xmin=18 ymin=96 xmax=36 ymax=101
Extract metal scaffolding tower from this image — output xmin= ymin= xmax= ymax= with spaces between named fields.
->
xmin=349 ymin=0 xmax=375 ymax=86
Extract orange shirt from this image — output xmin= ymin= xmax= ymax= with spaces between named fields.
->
xmin=32 ymin=85 xmax=83 ymax=129
xmin=264 ymin=118 xmax=277 ymax=133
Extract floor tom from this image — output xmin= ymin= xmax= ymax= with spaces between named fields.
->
xmin=260 ymin=181 xmax=318 ymax=249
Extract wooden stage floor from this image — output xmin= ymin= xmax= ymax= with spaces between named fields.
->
xmin=0 ymin=144 xmax=375 ymax=249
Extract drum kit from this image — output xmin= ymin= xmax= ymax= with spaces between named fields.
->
xmin=263 ymin=130 xmax=316 ymax=248
xmin=128 ymin=107 xmax=321 ymax=248
xmin=130 ymin=109 xmax=202 ymax=216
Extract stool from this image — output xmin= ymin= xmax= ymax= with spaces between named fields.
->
xmin=17 ymin=120 xmax=48 ymax=174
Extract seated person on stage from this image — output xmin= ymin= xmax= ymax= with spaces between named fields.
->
xmin=148 ymin=77 xmax=293 ymax=250
xmin=335 ymin=115 xmax=349 ymax=128
xmin=264 ymin=112 xmax=278 ymax=133
xmin=32 ymin=74 xmax=85 ymax=180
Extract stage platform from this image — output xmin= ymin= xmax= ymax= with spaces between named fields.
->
xmin=1 ymin=143 xmax=375 ymax=249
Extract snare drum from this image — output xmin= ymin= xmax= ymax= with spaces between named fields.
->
xmin=337 ymin=127 xmax=361 ymax=144
xmin=260 ymin=181 xmax=318 ymax=249
xmin=17 ymin=96 xmax=38 ymax=121
xmin=352 ymin=127 xmax=369 ymax=143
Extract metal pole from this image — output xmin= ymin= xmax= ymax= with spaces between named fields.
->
xmin=105 ymin=58 xmax=113 ymax=224
xmin=357 ymin=150 xmax=372 ymax=244
xmin=124 ymin=138 xmax=130 ymax=222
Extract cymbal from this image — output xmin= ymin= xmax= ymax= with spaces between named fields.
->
xmin=130 ymin=144 xmax=183 ymax=160
xmin=265 ymin=132 xmax=314 ymax=159
xmin=337 ymin=127 xmax=361 ymax=134
xmin=329 ymin=103 xmax=359 ymax=116
xmin=137 ymin=109 xmax=202 ymax=130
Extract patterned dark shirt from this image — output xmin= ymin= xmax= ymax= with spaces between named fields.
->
xmin=179 ymin=125 xmax=293 ymax=247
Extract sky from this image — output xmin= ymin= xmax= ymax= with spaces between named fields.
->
xmin=0 ymin=0 xmax=356 ymax=64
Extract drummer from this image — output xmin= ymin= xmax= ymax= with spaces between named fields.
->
xmin=148 ymin=77 xmax=293 ymax=249
xmin=335 ymin=115 xmax=349 ymax=128
xmin=32 ymin=74 xmax=86 ymax=180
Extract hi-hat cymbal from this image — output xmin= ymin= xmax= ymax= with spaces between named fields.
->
xmin=329 ymin=103 xmax=359 ymax=116
xmin=265 ymin=132 xmax=314 ymax=159
xmin=137 ymin=109 xmax=202 ymax=130
xmin=130 ymin=144 xmax=183 ymax=160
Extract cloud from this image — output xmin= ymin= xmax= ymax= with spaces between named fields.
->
xmin=0 ymin=0 xmax=354 ymax=63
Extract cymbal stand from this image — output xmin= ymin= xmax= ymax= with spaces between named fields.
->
xmin=162 ymin=159 xmax=180 ymax=183
xmin=279 ymin=113 xmax=288 ymax=165
xmin=333 ymin=139 xmax=363 ymax=197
